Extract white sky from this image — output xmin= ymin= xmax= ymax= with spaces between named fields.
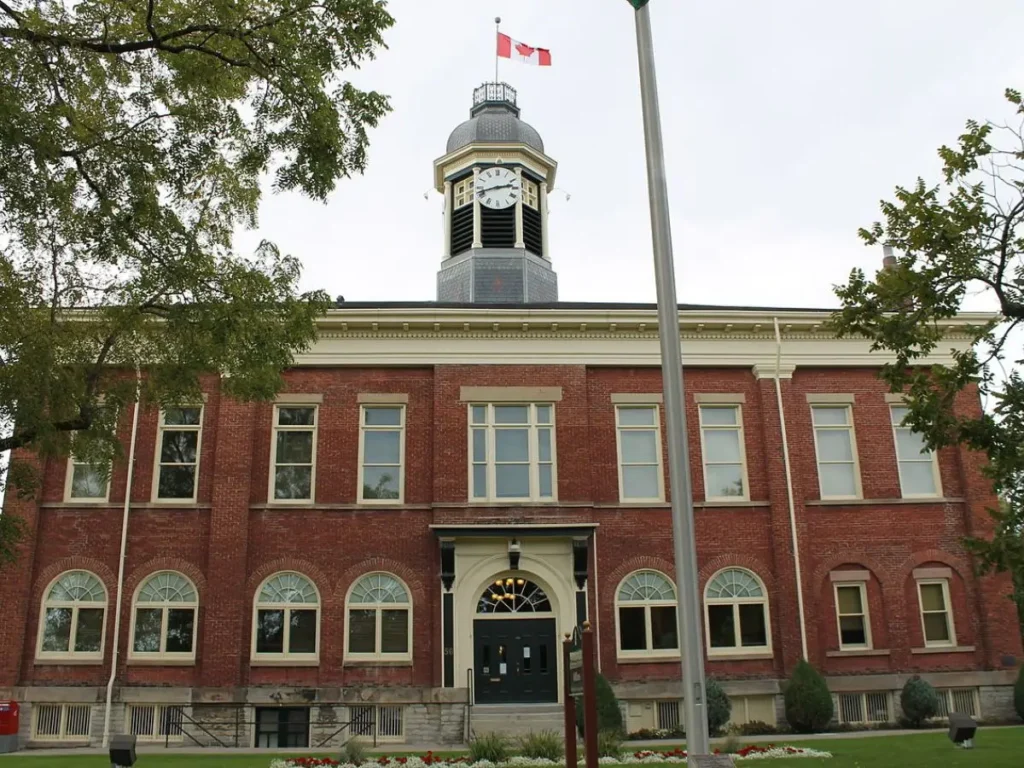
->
xmin=237 ymin=0 xmax=1024 ymax=311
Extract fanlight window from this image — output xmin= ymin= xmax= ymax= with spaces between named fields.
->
xmin=706 ymin=569 xmax=764 ymax=599
xmin=616 ymin=570 xmax=678 ymax=656
xmin=347 ymin=573 xmax=412 ymax=659
xmin=478 ymin=577 xmax=552 ymax=613
xmin=38 ymin=570 xmax=107 ymax=659
xmin=253 ymin=572 xmax=319 ymax=660
xmin=131 ymin=571 xmax=198 ymax=658
xmin=704 ymin=568 xmax=770 ymax=654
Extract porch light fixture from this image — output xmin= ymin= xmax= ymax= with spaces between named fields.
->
xmin=508 ymin=538 xmax=521 ymax=570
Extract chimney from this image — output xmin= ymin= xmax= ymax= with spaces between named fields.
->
xmin=882 ymin=244 xmax=897 ymax=270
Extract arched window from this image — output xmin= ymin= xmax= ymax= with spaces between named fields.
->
xmin=346 ymin=573 xmax=412 ymax=661
xmin=704 ymin=568 xmax=771 ymax=655
xmin=478 ymin=576 xmax=552 ymax=613
xmin=615 ymin=570 xmax=678 ymax=658
xmin=252 ymin=572 xmax=319 ymax=662
xmin=130 ymin=572 xmax=198 ymax=661
xmin=37 ymin=570 xmax=107 ymax=660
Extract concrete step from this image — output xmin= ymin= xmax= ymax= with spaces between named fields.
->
xmin=470 ymin=704 xmax=567 ymax=738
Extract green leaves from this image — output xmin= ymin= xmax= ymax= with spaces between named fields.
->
xmin=627 ymin=0 xmax=652 ymax=9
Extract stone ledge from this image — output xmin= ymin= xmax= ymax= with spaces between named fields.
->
xmin=826 ymin=649 xmax=891 ymax=658
xmin=911 ymin=645 xmax=975 ymax=655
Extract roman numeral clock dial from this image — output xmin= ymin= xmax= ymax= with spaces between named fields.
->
xmin=476 ymin=167 xmax=520 ymax=209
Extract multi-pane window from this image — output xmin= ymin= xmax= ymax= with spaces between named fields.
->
xmin=37 ymin=571 xmax=106 ymax=660
xmin=32 ymin=704 xmax=92 ymax=741
xmin=469 ymin=404 xmax=555 ymax=502
xmin=811 ymin=405 xmax=860 ymax=499
xmin=917 ymin=580 xmax=955 ymax=647
xmin=66 ymin=455 xmax=109 ymax=502
xmin=935 ymin=688 xmax=980 ymax=718
xmin=704 ymin=568 xmax=770 ymax=654
xmin=615 ymin=406 xmax=663 ymax=501
xmin=890 ymin=406 xmax=941 ymax=497
xmin=699 ymin=405 xmax=748 ymax=500
xmin=155 ymin=407 xmax=203 ymax=501
xmin=616 ymin=570 xmax=679 ymax=657
xmin=523 ymin=179 xmax=539 ymax=210
xmin=346 ymin=573 xmax=412 ymax=661
xmin=834 ymin=583 xmax=871 ymax=650
xmin=252 ymin=572 xmax=319 ymax=661
xmin=359 ymin=406 xmax=404 ymax=502
xmin=454 ymin=177 xmax=475 ymax=208
xmin=131 ymin=572 xmax=198 ymax=661
xmin=128 ymin=704 xmax=184 ymax=741
xmin=836 ymin=692 xmax=891 ymax=725
xmin=271 ymin=405 xmax=317 ymax=501
xmin=350 ymin=705 xmax=405 ymax=742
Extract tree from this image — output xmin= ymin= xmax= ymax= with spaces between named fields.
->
xmin=900 ymin=675 xmax=939 ymax=728
xmin=0 ymin=1 xmax=394 ymax=557
xmin=783 ymin=660 xmax=833 ymax=733
xmin=831 ymin=87 xmax=1024 ymax=582
xmin=705 ymin=678 xmax=732 ymax=735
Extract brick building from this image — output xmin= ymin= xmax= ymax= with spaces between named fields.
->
xmin=0 ymin=83 xmax=1020 ymax=750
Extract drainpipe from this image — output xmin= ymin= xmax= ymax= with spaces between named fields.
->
xmin=102 ymin=365 xmax=142 ymax=747
xmin=773 ymin=318 xmax=808 ymax=661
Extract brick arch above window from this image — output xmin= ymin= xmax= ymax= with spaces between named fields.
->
xmin=897 ymin=549 xmax=972 ymax=581
xmin=336 ymin=557 xmax=426 ymax=608
xmin=124 ymin=557 xmax=207 ymax=603
xmin=246 ymin=559 xmax=333 ymax=608
xmin=33 ymin=556 xmax=116 ymax=604
xmin=698 ymin=554 xmax=775 ymax=593
xmin=605 ymin=555 xmax=677 ymax=589
xmin=811 ymin=554 xmax=890 ymax=591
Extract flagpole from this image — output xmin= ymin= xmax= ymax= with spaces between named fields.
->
xmin=495 ymin=16 xmax=501 ymax=82
xmin=632 ymin=1 xmax=711 ymax=757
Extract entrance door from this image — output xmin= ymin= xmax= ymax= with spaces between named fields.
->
xmin=474 ymin=618 xmax=558 ymax=703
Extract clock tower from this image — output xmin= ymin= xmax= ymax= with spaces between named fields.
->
xmin=435 ymin=83 xmax=558 ymax=303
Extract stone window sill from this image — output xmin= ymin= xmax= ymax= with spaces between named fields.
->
xmin=34 ymin=657 xmax=103 ymax=666
xmin=127 ymin=657 xmax=196 ymax=666
xmin=250 ymin=658 xmax=321 ymax=667
xmin=826 ymin=649 xmax=891 ymax=658
xmin=343 ymin=660 xmax=413 ymax=668
xmin=911 ymin=645 xmax=975 ymax=655
xmin=616 ymin=655 xmax=681 ymax=665
xmin=707 ymin=652 xmax=774 ymax=661
xmin=695 ymin=501 xmax=771 ymax=509
xmin=807 ymin=497 xmax=964 ymax=507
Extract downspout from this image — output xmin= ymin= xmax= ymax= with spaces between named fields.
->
xmin=102 ymin=365 xmax=142 ymax=747
xmin=773 ymin=318 xmax=808 ymax=661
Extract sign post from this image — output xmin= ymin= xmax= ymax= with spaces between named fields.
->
xmin=563 ymin=635 xmax=580 ymax=767
xmin=580 ymin=622 xmax=599 ymax=768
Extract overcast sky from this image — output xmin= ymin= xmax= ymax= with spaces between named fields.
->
xmin=236 ymin=0 xmax=1024 ymax=312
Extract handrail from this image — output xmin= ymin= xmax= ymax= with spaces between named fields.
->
xmin=465 ymin=667 xmax=474 ymax=742
xmin=169 ymin=708 xmax=230 ymax=748
xmin=314 ymin=712 xmax=377 ymax=749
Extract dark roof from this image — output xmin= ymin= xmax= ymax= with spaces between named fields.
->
xmin=330 ymin=300 xmax=838 ymax=313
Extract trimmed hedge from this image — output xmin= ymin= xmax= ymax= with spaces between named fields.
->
xmin=783 ymin=660 xmax=833 ymax=733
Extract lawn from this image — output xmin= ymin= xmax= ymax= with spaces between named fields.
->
xmin=3 ymin=729 xmax=1023 ymax=768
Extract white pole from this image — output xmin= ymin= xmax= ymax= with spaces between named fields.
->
xmin=633 ymin=3 xmax=710 ymax=755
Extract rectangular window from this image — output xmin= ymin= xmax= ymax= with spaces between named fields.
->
xmin=523 ymin=179 xmax=539 ymax=210
xmin=836 ymin=692 xmax=891 ymax=724
xmin=271 ymin=405 xmax=317 ymax=502
xmin=469 ymin=404 xmax=555 ymax=502
xmin=32 ymin=703 xmax=91 ymax=741
xmin=254 ymin=707 xmax=309 ymax=749
xmin=890 ymin=406 xmax=940 ymax=497
xmin=454 ymin=177 xmax=475 ymax=208
xmin=811 ymin=405 xmax=860 ymax=499
xmin=917 ymin=580 xmax=955 ymax=647
xmin=350 ymin=705 xmax=405 ymax=742
xmin=834 ymin=583 xmax=871 ymax=650
xmin=359 ymin=406 xmax=405 ymax=502
xmin=66 ymin=457 xmax=109 ymax=503
xmin=615 ymin=406 xmax=664 ymax=501
xmin=699 ymin=405 xmax=748 ymax=500
xmin=154 ymin=407 xmax=203 ymax=501
xmin=656 ymin=701 xmax=680 ymax=731
xmin=935 ymin=688 xmax=979 ymax=718
xmin=128 ymin=704 xmax=184 ymax=741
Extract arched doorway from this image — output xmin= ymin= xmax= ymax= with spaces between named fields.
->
xmin=474 ymin=574 xmax=558 ymax=704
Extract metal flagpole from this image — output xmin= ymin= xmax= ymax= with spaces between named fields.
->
xmin=495 ymin=16 xmax=501 ymax=82
xmin=631 ymin=1 xmax=711 ymax=756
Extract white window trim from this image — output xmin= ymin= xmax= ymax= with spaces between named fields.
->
xmin=467 ymin=403 xmax=557 ymax=503
xmin=344 ymin=572 xmax=414 ymax=663
xmin=890 ymin=406 xmax=943 ymax=499
xmin=703 ymin=568 xmax=773 ymax=658
xmin=614 ymin=405 xmax=665 ymax=503
xmin=834 ymin=582 xmax=873 ymax=651
xmin=31 ymin=703 xmax=92 ymax=742
xmin=35 ymin=571 xmax=107 ymax=663
xmin=698 ymin=404 xmax=751 ymax=502
xmin=64 ymin=454 xmax=111 ymax=504
xmin=250 ymin=572 xmax=321 ymax=664
xmin=917 ymin=578 xmax=957 ymax=648
xmin=357 ymin=404 xmax=406 ymax=505
xmin=268 ymin=404 xmax=319 ymax=504
xmin=151 ymin=406 xmax=204 ymax=504
xmin=810 ymin=404 xmax=863 ymax=500
xmin=126 ymin=703 xmax=185 ymax=741
xmin=127 ymin=572 xmax=199 ymax=663
xmin=614 ymin=570 xmax=680 ymax=661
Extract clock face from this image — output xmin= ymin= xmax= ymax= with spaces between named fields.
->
xmin=476 ymin=167 xmax=520 ymax=210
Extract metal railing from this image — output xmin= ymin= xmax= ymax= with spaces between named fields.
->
xmin=465 ymin=667 xmax=474 ymax=742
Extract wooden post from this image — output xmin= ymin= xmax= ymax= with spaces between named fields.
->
xmin=562 ymin=635 xmax=578 ymax=767
xmin=581 ymin=622 xmax=599 ymax=768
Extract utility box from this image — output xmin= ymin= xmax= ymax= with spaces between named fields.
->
xmin=0 ymin=700 xmax=19 ymax=753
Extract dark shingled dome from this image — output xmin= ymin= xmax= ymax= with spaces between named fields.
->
xmin=445 ymin=83 xmax=544 ymax=154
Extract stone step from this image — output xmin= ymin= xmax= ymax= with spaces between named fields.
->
xmin=470 ymin=704 xmax=568 ymax=738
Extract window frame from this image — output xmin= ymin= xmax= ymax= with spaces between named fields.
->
xmin=833 ymin=582 xmax=872 ymax=651
xmin=467 ymin=403 xmax=557 ymax=503
xmin=614 ymin=405 xmax=665 ymax=503
xmin=64 ymin=453 xmax=111 ymax=504
xmin=810 ymin=404 xmax=863 ymax=500
xmin=152 ymin=405 xmax=204 ymax=504
xmin=703 ymin=567 xmax=773 ymax=657
xmin=128 ymin=571 xmax=199 ymax=664
xmin=917 ymin=578 xmax=956 ymax=648
xmin=268 ymin=404 xmax=319 ymax=504
xmin=453 ymin=176 xmax=475 ymax=208
xmin=35 ymin=570 xmax=108 ymax=663
xmin=890 ymin=405 xmax=943 ymax=499
xmin=698 ymin=404 xmax=750 ymax=502
xmin=614 ymin=569 xmax=680 ymax=661
xmin=126 ymin=704 xmax=185 ymax=742
xmin=344 ymin=572 xmax=414 ymax=663
xmin=31 ymin=703 xmax=92 ymax=742
xmin=250 ymin=571 xmax=321 ymax=664
xmin=357 ymin=405 xmax=406 ymax=505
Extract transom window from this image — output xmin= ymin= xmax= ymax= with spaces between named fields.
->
xmin=131 ymin=572 xmax=198 ymax=660
xmin=478 ymin=577 xmax=552 ymax=613
xmin=37 ymin=570 xmax=106 ymax=660
xmin=253 ymin=572 xmax=319 ymax=661
xmin=271 ymin=405 xmax=317 ymax=501
xmin=523 ymin=179 xmax=539 ymax=210
xmin=890 ymin=406 xmax=941 ymax=497
xmin=469 ymin=403 xmax=555 ymax=502
xmin=698 ymin=405 xmax=748 ymax=500
xmin=917 ymin=579 xmax=955 ymax=647
xmin=616 ymin=570 xmax=679 ymax=658
xmin=704 ymin=568 xmax=770 ymax=655
xmin=359 ymin=406 xmax=405 ymax=502
xmin=346 ymin=573 xmax=412 ymax=660
xmin=834 ymin=582 xmax=871 ymax=650
xmin=615 ymin=406 xmax=664 ymax=501
xmin=811 ymin=405 xmax=861 ymax=499
xmin=155 ymin=407 xmax=203 ymax=501
xmin=454 ymin=177 xmax=475 ymax=208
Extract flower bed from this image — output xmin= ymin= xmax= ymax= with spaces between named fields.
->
xmin=270 ymin=745 xmax=833 ymax=768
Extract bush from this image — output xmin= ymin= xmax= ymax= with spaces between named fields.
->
xmin=597 ymin=729 xmax=624 ymax=759
xmin=575 ymin=673 xmax=624 ymax=735
xmin=705 ymin=679 xmax=732 ymax=735
xmin=517 ymin=730 xmax=564 ymax=761
xmin=469 ymin=732 xmax=510 ymax=764
xmin=783 ymin=660 xmax=834 ymax=733
xmin=1015 ymin=665 xmax=1024 ymax=721
xmin=719 ymin=733 xmax=743 ymax=754
xmin=736 ymin=720 xmax=777 ymax=736
xmin=341 ymin=738 xmax=366 ymax=765
xmin=900 ymin=676 xmax=940 ymax=727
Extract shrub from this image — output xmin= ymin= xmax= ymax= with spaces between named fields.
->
xmin=783 ymin=660 xmax=834 ymax=733
xmin=719 ymin=733 xmax=743 ymax=754
xmin=575 ymin=673 xmax=624 ymax=735
xmin=469 ymin=732 xmax=510 ymax=764
xmin=900 ymin=676 xmax=940 ymax=727
xmin=737 ymin=720 xmax=777 ymax=736
xmin=597 ymin=729 xmax=623 ymax=759
xmin=1015 ymin=665 xmax=1024 ymax=721
xmin=705 ymin=679 xmax=732 ymax=735
xmin=517 ymin=730 xmax=564 ymax=761
xmin=341 ymin=738 xmax=366 ymax=765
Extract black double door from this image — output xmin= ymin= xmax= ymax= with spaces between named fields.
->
xmin=474 ymin=618 xmax=558 ymax=703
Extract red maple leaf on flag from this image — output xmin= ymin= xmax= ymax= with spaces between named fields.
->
xmin=515 ymin=42 xmax=536 ymax=58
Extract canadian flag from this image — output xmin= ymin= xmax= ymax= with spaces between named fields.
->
xmin=497 ymin=33 xmax=552 ymax=66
